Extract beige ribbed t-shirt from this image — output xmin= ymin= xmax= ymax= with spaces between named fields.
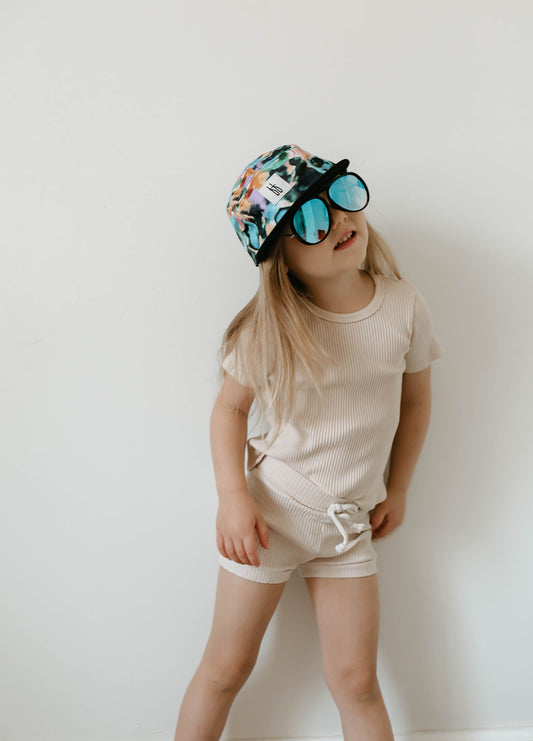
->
xmin=222 ymin=274 xmax=444 ymax=510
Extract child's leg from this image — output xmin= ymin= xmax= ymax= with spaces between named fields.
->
xmin=174 ymin=566 xmax=287 ymax=741
xmin=304 ymin=573 xmax=394 ymax=741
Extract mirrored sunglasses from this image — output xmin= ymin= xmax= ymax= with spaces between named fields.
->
xmin=276 ymin=172 xmax=369 ymax=245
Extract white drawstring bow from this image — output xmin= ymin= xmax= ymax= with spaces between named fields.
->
xmin=327 ymin=502 xmax=372 ymax=554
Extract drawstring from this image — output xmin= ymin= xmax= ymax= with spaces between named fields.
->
xmin=327 ymin=502 xmax=372 ymax=554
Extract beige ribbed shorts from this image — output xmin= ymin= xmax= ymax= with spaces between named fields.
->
xmin=217 ymin=455 xmax=378 ymax=584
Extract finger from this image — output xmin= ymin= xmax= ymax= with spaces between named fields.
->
xmin=243 ymin=534 xmax=260 ymax=567
xmin=371 ymin=520 xmax=386 ymax=536
xmin=234 ymin=539 xmax=252 ymax=566
xmin=225 ymin=539 xmax=242 ymax=564
xmin=216 ymin=532 xmax=227 ymax=558
xmin=256 ymin=519 xmax=271 ymax=549
xmin=374 ymin=522 xmax=394 ymax=538
xmin=376 ymin=510 xmax=389 ymax=525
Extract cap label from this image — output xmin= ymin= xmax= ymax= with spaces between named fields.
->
xmin=259 ymin=173 xmax=293 ymax=205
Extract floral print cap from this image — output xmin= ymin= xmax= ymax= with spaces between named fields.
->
xmin=226 ymin=144 xmax=349 ymax=266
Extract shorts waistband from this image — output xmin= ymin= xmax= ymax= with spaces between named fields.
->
xmin=250 ymin=455 xmax=373 ymax=555
xmin=251 ymin=454 xmax=366 ymax=512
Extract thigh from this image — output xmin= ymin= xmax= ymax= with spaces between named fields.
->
xmin=201 ymin=566 xmax=287 ymax=678
xmin=304 ymin=574 xmax=380 ymax=685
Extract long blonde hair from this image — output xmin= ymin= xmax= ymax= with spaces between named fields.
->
xmin=217 ymin=221 xmax=403 ymax=446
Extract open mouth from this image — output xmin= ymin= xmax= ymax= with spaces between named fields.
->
xmin=334 ymin=230 xmax=357 ymax=250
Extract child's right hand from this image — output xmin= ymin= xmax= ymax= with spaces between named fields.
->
xmin=216 ymin=493 xmax=271 ymax=568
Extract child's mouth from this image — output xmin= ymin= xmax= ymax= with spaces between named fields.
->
xmin=334 ymin=230 xmax=357 ymax=250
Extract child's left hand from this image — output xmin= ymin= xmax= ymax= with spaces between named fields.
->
xmin=369 ymin=487 xmax=407 ymax=539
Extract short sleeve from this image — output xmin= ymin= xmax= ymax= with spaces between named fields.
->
xmin=404 ymin=289 xmax=444 ymax=373
xmin=222 ymin=346 xmax=251 ymax=386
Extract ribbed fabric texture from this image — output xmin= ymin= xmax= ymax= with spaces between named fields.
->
xmin=217 ymin=463 xmax=378 ymax=584
xmin=222 ymin=274 xmax=444 ymax=510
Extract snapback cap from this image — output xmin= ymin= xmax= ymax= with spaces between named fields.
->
xmin=226 ymin=144 xmax=349 ymax=265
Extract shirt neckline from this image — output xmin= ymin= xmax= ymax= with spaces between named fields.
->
xmin=300 ymin=273 xmax=385 ymax=323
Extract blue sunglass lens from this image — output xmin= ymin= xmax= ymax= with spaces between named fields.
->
xmin=329 ymin=173 xmax=368 ymax=211
xmin=293 ymin=198 xmax=330 ymax=244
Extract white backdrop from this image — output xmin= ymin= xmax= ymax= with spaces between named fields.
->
xmin=1 ymin=1 xmax=532 ymax=740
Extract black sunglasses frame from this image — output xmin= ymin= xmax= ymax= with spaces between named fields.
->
xmin=282 ymin=171 xmax=370 ymax=246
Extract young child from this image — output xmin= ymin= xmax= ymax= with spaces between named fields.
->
xmin=174 ymin=144 xmax=444 ymax=741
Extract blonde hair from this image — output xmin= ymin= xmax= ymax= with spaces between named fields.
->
xmin=216 ymin=221 xmax=403 ymax=448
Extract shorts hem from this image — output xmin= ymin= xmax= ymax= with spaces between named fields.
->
xmin=218 ymin=556 xmax=292 ymax=584
xmin=298 ymin=560 xmax=378 ymax=578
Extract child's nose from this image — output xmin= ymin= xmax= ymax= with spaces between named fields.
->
xmin=332 ymin=211 xmax=349 ymax=232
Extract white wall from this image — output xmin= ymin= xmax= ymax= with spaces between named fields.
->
xmin=1 ymin=1 xmax=532 ymax=740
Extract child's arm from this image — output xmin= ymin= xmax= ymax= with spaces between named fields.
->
xmin=210 ymin=376 xmax=271 ymax=567
xmin=371 ymin=367 xmax=433 ymax=539
xmin=387 ymin=366 xmax=432 ymax=495
xmin=210 ymin=374 xmax=255 ymax=502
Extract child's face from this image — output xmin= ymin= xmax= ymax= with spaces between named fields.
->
xmin=281 ymin=187 xmax=369 ymax=282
